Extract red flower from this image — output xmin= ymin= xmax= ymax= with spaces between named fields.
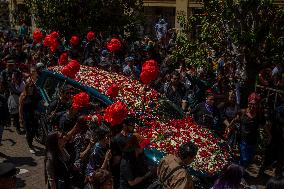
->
xmin=140 ymin=60 xmax=159 ymax=84
xmin=72 ymin=92 xmax=90 ymax=110
xmin=58 ymin=53 xmax=68 ymax=66
xmin=70 ymin=36 xmax=79 ymax=46
xmin=107 ymin=84 xmax=119 ymax=99
xmin=104 ymin=101 xmax=128 ymax=126
xmin=107 ymin=38 xmax=122 ymax=52
xmin=87 ymin=31 xmax=95 ymax=41
xmin=33 ymin=29 xmax=43 ymax=44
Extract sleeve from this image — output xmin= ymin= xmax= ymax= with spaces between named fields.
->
xmin=93 ymin=148 xmax=104 ymax=169
xmin=182 ymin=91 xmax=189 ymax=102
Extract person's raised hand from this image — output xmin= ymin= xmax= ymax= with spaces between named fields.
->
xmin=105 ymin=150 xmax=112 ymax=161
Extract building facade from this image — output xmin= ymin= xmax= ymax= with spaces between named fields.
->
xmin=3 ymin=0 xmax=284 ymax=32
xmin=143 ymin=0 xmax=203 ymax=32
xmin=143 ymin=0 xmax=284 ymax=31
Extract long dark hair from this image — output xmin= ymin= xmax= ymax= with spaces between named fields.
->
xmin=44 ymin=132 xmax=60 ymax=184
xmin=45 ymin=132 xmax=60 ymax=156
xmin=213 ymin=164 xmax=244 ymax=189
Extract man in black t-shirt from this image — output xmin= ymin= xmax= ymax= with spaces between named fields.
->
xmin=111 ymin=117 xmax=135 ymax=188
xmin=119 ymin=135 xmax=153 ymax=189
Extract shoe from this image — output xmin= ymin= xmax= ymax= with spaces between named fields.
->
xmin=16 ymin=129 xmax=21 ymax=135
xmin=29 ymin=148 xmax=35 ymax=154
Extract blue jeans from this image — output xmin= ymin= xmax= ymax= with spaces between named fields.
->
xmin=240 ymin=141 xmax=256 ymax=167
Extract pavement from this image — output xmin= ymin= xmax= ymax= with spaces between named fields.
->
xmin=0 ymin=125 xmax=45 ymax=189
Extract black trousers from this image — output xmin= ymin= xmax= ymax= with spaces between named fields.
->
xmin=23 ymin=109 xmax=37 ymax=147
xmin=10 ymin=113 xmax=20 ymax=131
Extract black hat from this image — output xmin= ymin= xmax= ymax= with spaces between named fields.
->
xmin=0 ymin=163 xmax=16 ymax=178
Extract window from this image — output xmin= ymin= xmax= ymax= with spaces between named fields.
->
xmin=43 ymin=77 xmax=65 ymax=102
xmin=43 ymin=76 xmax=108 ymax=114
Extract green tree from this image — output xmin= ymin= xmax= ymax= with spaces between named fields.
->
xmin=26 ymin=0 xmax=144 ymax=37
xmin=173 ymin=0 xmax=284 ymax=90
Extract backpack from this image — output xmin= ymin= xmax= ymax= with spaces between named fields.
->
xmin=8 ymin=94 xmax=19 ymax=114
xmin=147 ymin=166 xmax=183 ymax=189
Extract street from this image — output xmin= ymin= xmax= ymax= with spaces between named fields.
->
xmin=0 ymin=125 xmax=45 ymax=189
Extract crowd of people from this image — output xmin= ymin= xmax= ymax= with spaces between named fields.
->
xmin=0 ymin=22 xmax=284 ymax=189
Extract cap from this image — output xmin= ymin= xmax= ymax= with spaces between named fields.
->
xmin=0 ymin=162 xmax=16 ymax=178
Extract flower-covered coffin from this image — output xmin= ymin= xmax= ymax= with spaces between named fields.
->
xmin=49 ymin=65 xmax=233 ymax=176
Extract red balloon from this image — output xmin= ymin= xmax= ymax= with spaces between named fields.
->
xmin=70 ymin=36 xmax=79 ymax=46
xmin=50 ymin=31 xmax=59 ymax=39
xmin=50 ymin=37 xmax=59 ymax=53
xmin=140 ymin=60 xmax=159 ymax=84
xmin=33 ymin=29 xmax=43 ymax=44
xmin=68 ymin=60 xmax=80 ymax=73
xmin=104 ymin=101 xmax=128 ymax=126
xmin=61 ymin=65 xmax=76 ymax=79
xmin=61 ymin=59 xmax=80 ymax=79
xmin=87 ymin=31 xmax=95 ymax=41
xmin=107 ymin=38 xmax=122 ymax=52
xmin=58 ymin=52 xmax=68 ymax=66
xmin=43 ymin=35 xmax=51 ymax=47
